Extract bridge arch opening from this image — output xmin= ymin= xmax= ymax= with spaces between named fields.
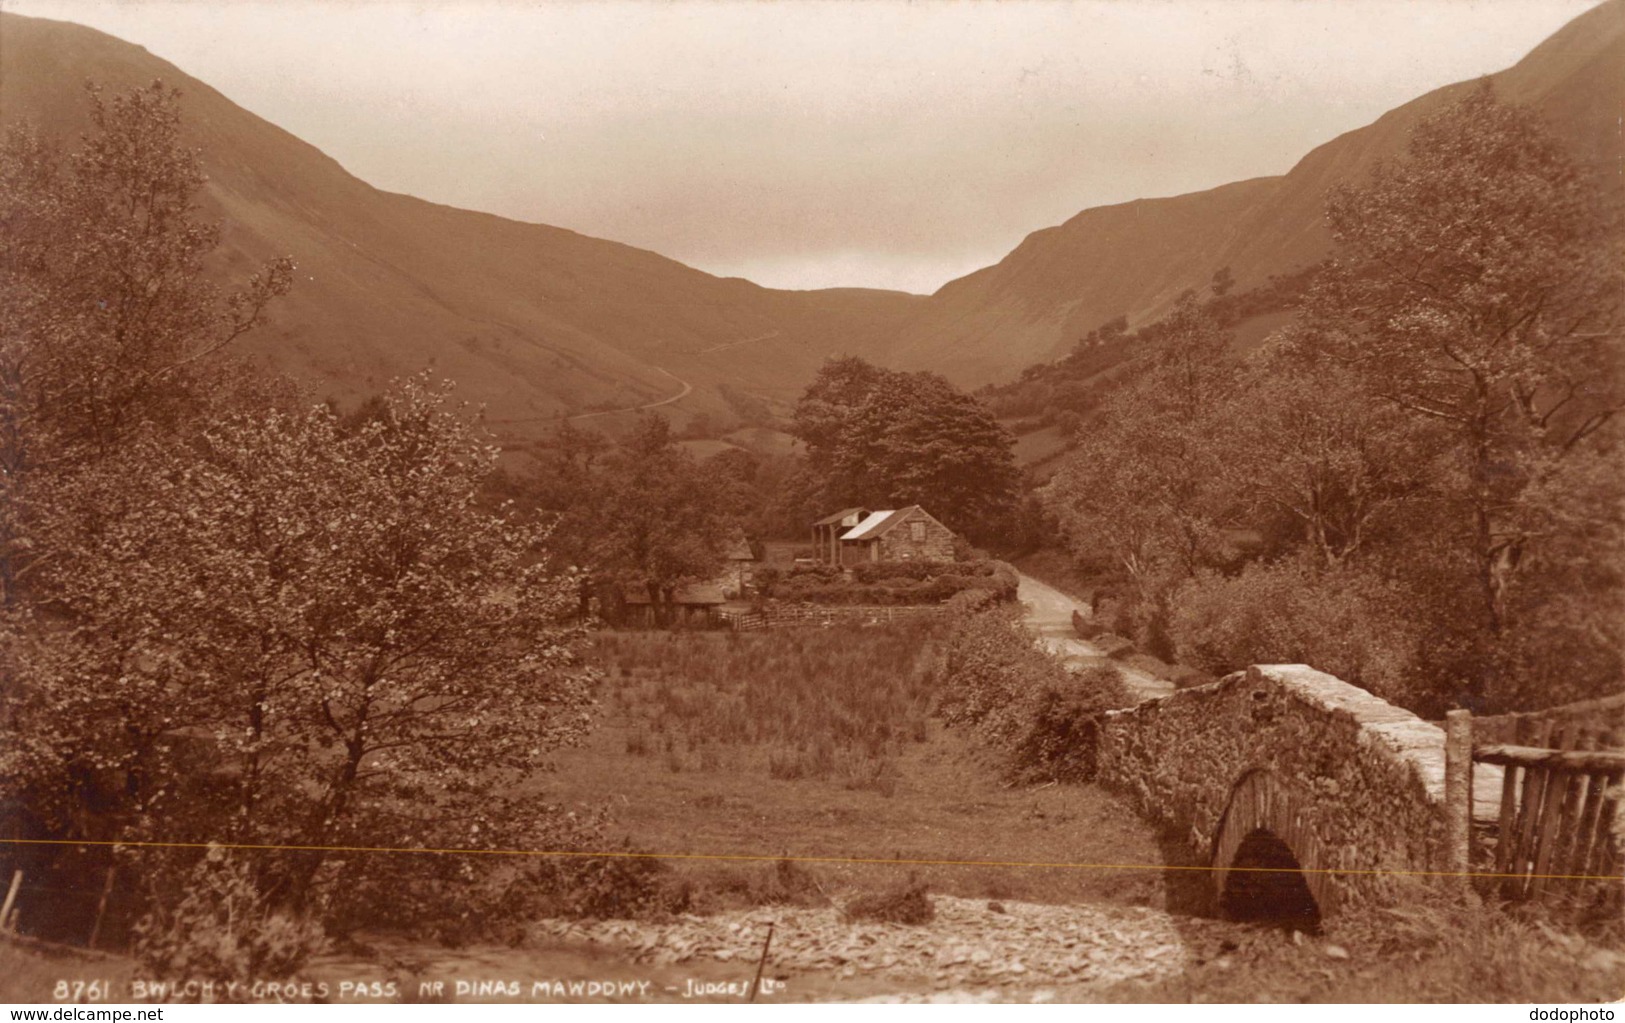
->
xmin=1219 ymin=827 xmax=1321 ymax=932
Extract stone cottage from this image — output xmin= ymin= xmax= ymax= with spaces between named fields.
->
xmin=828 ymin=506 xmax=955 ymax=564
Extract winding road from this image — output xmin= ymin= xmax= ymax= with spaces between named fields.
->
xmin=567 ymin=367 xmax=693 ymax=422
xmin=1016 ymin=573 xmax=1173 ymax=703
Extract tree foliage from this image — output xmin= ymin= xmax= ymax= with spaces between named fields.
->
xmin=533 ymin=414 xmax=733 ymax=614
xmin=792 ymin=356 xmax=1020 ymax=539
xmin=0 ymin=82 xmax=599 ymax=946
xmin=0 ymin=82 xmax=292 ymax=474
xmin=1041 ymin=297 xmax=1239 ymax=653
xmin=1311 ymin=83 xmax=1622 ymax=651
xmin=1039 ymin=86 xmax=1623 ymax=713
xmin=938 ymin=594 xmax=1132 ymax=782
xmin=10 ymin=375 xmax=598 ymax=904
xmin=1226 ymin=343 xmax=1432 ymax=568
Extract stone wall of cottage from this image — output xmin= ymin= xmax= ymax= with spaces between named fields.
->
xmin=874 ymin=508 xmax=956 ymax=562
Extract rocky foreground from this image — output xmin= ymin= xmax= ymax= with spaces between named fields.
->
xmin=528 ymin=895 xmax=1246 ymax=996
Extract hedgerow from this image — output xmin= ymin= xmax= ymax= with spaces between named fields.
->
xmin=937 ymin=593 xmax=1134 ymax=781
xmin=757 ymin=560 xmax=1019 ymax=606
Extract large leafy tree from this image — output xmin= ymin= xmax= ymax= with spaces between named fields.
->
xmin=1 ymin=81 xmax=296 ymax=920
xmin=1311 ymin=83 xmax=1621 ymax=636
xmin=792 ymin=356 xmax=1020 ymax=539
xmin=0 ymin=84 xmax=597 ymax=941
xmin=1224 ymin=341 xmax=1433 ymax=568
xmin=1303 ymin=83 xmax=1623 ymax=704
xmin=535 ymin=414 xmax=732 ymax=618
xmin=10 ymin=378 xmax=595 ymax=908
xmin=1042 ymin=298 xmax=1238 ymax=598
xmin=0 ymin=82 xmax=292 ymax=604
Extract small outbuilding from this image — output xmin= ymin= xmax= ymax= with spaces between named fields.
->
xmin=619 ymin=581 xmax=727 ymax=628
xmin=811 ymin=507 xmax=870 ymax=565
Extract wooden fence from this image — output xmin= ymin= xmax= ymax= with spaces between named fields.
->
xmin=1454 ymin=712 xmax=1625 ymax=910
xmin=715 ymin=603 xmax=945 ymax=632
xmin=1470 ymin=693 xmax=1625 ymax=746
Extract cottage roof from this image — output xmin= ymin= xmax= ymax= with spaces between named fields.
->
xmin=841 ymin=508 xmax=905 ymax=541
xmin=814 ymin=506 xmax=869 ymax=527
xmin=839 ymin=506 xmax=944 ymax=542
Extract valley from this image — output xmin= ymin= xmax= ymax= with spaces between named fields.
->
xmin=2 ymin=3 xmax=1618 ymax=440
xmin=1 ymin=1 xmax=1622 ymax=1009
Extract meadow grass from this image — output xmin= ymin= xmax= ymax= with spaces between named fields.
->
xmin=593 ymin=624 xmax=941 ymax=789
xmin=542 ymin=624 xmax=1174 ymax=914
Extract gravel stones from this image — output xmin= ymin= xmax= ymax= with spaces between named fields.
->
xmin=530 ymin=896 xmax=1238 ymax=992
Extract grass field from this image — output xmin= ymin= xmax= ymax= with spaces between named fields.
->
xmin=8 ymin=624 xmax=1618 ymax=1004
xmin=1009 ymin=424 xmax=1071 ymax=471
xmin=594 ymin=627 xmax=939 ymax=788
xmin=539 ymin=627 xmax=1180 ymax=914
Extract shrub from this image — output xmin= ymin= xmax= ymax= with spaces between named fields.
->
xmin=1091 ymin=633 xmax=1136 ymax=659
xmin=1167 ymin=554 xmax=1426 ymax=709
xmin=1008 ymin=666 xmax=1134 ymax=783
xmin=843 ymin=877 xmax=935 ymax=925
xmin=784 ymin=563 xmax=842 ymax=581
xmin=848 ymin=559 xmax=1000 ymax=583
xmin=1166 ymin=664 xmax=1218 ymax=689
xmin=941 ymin=600 xmax=1135 ymax=782
xmin=951 ymin=536 xmax=988 ymax=562
xmin=758 ymin=559 xmax=1017 ymax=605
xmin=938 ymin=603 xmax=1067 ymax=746
xmin=132 ymin=848 xmax=326 ymax=995
xmin=1070 ymin=609 xmax=1105 ymax=640
xmin=320 ymin=797 xmax=608 ymax=945
xmin=753 ymin=858 xmax=827 ymax=906
xmin=682 ymin=858 xmax=829 ymax=912
xmin=536 ymin=840 xmax=684 ymax=920
xmin=945 ymin=587 xmax=1004 ymax=616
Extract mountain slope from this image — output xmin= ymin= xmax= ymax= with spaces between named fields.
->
xmin=888 ymin=0 xmax=1625 ymax=384
xmin=0 ymin=12 xmax=924 ymax=439
xmin=2 ymin=4 xmax=1618 ymax=419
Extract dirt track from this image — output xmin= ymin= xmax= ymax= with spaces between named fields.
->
xmin=1016 ymin=573 xmax=1172 ymax=703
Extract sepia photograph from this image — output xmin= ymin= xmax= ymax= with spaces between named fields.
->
xmin=0 ymin=0 xmax=1621 ymax=1009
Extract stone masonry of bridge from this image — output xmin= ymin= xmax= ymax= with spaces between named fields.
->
xmin=1094 ymin=664 xmax=1497 ymax=916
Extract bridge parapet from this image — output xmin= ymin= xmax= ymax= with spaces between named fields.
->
xmin=1096 ymin=664 xmax=1453 ymax=914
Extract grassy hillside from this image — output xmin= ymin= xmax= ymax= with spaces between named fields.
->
xmin=885 ymin=0 xmax=1625 ymax=387
xmin=988 ymin=265 xmax=1317 ymax=476
xmin=2 ymin=1 xmax=1617 ymax=436
xmin=0 ymin=13 xmax=924 ymax=443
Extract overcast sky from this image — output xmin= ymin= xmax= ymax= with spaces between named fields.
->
xmin=0 ymin=0 xmax=1603 ymax=293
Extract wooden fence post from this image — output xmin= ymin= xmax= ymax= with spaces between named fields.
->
xmin=748 ymin=922 xmax=775 ymax=1003
xmin=1444 ymin=709 xmax=1473 ymax=893
xmin=0 ymin=870 xmax=21 ymax=934
xmin=88 ymin=865 xmax=116 ymax=950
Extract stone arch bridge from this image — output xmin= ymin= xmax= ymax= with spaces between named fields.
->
xmin=1093 ymin=665 xmax=1506 ymax=920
